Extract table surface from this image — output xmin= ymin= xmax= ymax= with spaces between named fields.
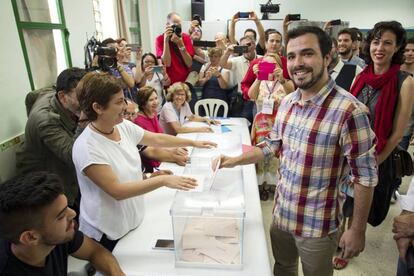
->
xmin=112 ymin=118 xmax=272 ymax=276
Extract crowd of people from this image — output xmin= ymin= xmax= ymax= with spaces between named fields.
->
xmin=1 ymin=9 xmax=414 ymax=276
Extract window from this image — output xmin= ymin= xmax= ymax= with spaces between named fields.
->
xmin=12 ymin=0 xmax=72 ymax=90
xmin=92 ymin=0 xmax=103 ymax=42
xmin=125 ymin=0 xmax=141 ymax=44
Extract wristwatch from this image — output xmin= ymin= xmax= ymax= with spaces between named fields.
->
xmin=179 ymin=46 xmax=186 ymax=51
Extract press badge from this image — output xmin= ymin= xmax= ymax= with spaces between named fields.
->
xmin=262 ymin=98 xmax=274 ymax=114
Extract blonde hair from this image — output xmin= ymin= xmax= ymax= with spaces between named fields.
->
xmin=166 ymin=82 xmax=192 ymax=102
xmin=207 ymin=47 xmax=223 ymax=57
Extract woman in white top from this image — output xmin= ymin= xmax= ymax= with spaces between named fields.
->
xmin=135 ymin=52 xmax=171 ymax=113
xmin=159 ymin=82 xmax=219 ymax=135
xmin=73 ymin=72 xmax=216 ymax=251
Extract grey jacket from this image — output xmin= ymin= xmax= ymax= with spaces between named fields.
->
xmin=16 ymin=88 xmax=80 ymax=205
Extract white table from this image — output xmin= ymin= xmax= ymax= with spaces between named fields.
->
xmin=112 ymin=118 xmax=272 ymax=276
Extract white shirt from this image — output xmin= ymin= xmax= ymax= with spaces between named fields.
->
xmin=399 ymin=177 xmax=414 ymax=212
xmin=228 ymin=55 xmax=253 ymax=93
xmin=73 ymin=119 xmax=145 ymax=240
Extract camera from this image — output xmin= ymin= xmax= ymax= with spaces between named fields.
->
xmin=84 ymin=37 xmax=118 ymax=72
xmin=288 ymin=14 xmax=301 ymax=21
xmin=171 ymin=24 xmax=182 ymax=37
xmin=95 ymin=46 xmax=117 ymax=71
xmin=260 ymin=2 xmax=280 ymax=14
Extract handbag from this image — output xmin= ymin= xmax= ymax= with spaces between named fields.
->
xmin=392 ymin=145 xmax=414 ymax=179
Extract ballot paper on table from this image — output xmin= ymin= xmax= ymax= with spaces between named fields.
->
xmin=209 ymin=156 xmax=221 ymax=190
xmin=181 ymin=174 xmax=205 ymax=192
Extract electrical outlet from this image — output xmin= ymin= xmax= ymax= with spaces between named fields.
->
xmin=0 ymin=135 xmax=22 ymax=152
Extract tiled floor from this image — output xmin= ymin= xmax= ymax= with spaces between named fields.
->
xmin=260 ymin=173 xmax=412 ymax=276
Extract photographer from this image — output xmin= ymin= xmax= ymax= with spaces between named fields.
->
xmin=93 ymin=38 xmax=136 ymax=100
xmin=155 ymin=12 xmax=195 ymax=84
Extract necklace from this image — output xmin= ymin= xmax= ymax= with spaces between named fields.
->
xmin=90 ymin=122 xmax=114 ymax=135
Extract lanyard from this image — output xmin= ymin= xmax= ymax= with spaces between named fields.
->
xmin=264 ymin=81 xmax=277 ymax=99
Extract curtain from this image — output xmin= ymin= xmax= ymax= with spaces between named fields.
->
xmin=114 ymin=0 xmax=131 ymax=42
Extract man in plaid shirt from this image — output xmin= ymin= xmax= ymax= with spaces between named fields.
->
xmin=217 ymin=26 xmax=377 ymax=276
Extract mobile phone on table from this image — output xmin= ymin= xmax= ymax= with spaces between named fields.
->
xmin=238 ymin=12 xmax=250 ymax=19
xmin=330 ymin=19 xmax=342 ymax=26
xmin=126 ymin=44 xmax=140 ymax=52
xmin=258 ymin=62 xmax=276 ymax=81
xmin=153 ymin=239 xmax=174 ymax=250
xmin=288 ymin=14 xmax=301 ymax=21
xmin=152 ymin=65 xmax=163 ymax=73
xmin=233 ymin=45 xmax=249 ymax=54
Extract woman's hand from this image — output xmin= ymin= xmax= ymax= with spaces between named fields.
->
xmin=193 ymin=140 xmax=217 ymax=148
xmin=253 ymin=64 xmax=259 ymax=76
xmin=143 ymin=66 xmax=153 ymax=79
xmin=163 ymin=175 xmax=198 ymax=190
xmin=198 ymin=126 xmax=214 ymax=133
xmin=203 ymin=117 xmax=220 ymax=125
xmin=273 ymin=67 xmax=285 ymax=82
xmin=150 ymin=169 xmax=173 ymax=178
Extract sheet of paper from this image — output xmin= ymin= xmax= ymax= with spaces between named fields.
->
xmin=209 ymin=156 xmax=221 ymax=190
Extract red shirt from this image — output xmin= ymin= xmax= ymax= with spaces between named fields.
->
xmin=155 ymin=33 xmax=195 ymax=84
xmin=241 ymin=56 xmax=290 ymax=100
xmin=133 ymin=113 xmax=163 ymax=134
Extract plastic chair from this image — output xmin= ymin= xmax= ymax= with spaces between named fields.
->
xmin=194 ymin=99 xmax=228 ymax=118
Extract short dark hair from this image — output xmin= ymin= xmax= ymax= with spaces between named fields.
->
xmin=0 ymin=172 xmax=64 ymax=244
xmin=136 ymin=86 xmax=157 ymax=111
xmin=363 ymin=21 xmax=406 ymax=65
xmin=338 ymin=28 xmax=358 ymax=42
xmin=349 ymin=27 xmax=363 ymax=41
xmin=77 ymin=72 xmax=123 ymax=121
xmin=406 ymin=37 xmax=414 ymax=45
xmin=244 ymin=28 xmax=257 ymax=40
xmin=286 ymin=26 xmax=332 ymax=57
xmin=101 ymin=38 xmax=116 ymax=47
xmin=55 ymin=67 xmax=86 ymax=94
xmin=140 ymin=52 xmax=158 ymax=71
xmin=265 ymin=30 xmax=282 ymax=42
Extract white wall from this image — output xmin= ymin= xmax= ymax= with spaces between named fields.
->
xmin=0 ymin=0 xmax=96 ymax=182
xmin=204 ymin=0 xmax=414 ymax=29
xmin=0 ymin=1 xmax=31 ymax=182
xmin=63 ymin=0 xmax=97 ymax=68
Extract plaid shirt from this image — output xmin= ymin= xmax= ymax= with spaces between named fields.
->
xmin=260 ymin=78 xmax=377 ymax=238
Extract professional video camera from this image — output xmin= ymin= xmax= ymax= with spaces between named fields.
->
xmin=260 ymin=0 xmax=280 ymax=20
xmin=84 ymin=36 xmax=117 ymax=71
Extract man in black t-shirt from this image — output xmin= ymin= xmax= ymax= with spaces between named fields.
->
xmin=0 ymin=172 xmax=125 ymax=276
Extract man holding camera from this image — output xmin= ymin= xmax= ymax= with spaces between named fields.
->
xmin=156 ymin=12 xmax=195 ymax=84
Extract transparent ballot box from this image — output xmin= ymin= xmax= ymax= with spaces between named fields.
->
xmin=170 ymin=166 xmax=245 ymax=269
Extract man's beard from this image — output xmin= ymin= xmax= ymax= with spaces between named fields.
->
xmin=291 ymin=64 xmax=325 ymax=90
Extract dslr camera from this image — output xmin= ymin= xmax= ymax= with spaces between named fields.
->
xmin=171 ymin=24 xmax=182 ymax=37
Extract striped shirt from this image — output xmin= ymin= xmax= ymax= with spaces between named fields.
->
xmin=260 ymin=78 xmax=377 ymax=238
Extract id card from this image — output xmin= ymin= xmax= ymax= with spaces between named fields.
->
xmin=262 ymin=98 xmax=274 ymax=115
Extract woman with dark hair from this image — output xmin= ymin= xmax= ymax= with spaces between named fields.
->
xmin=72 ymin=72 xmax=215 ymax=252
xmin=135 ymin=52 xmax=171 ymax=113
xmin=334 ymin=21 xmax=414 ymax=270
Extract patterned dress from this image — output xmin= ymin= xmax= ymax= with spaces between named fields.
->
xmin=251 ymin=81 xmax=286 ymax=185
